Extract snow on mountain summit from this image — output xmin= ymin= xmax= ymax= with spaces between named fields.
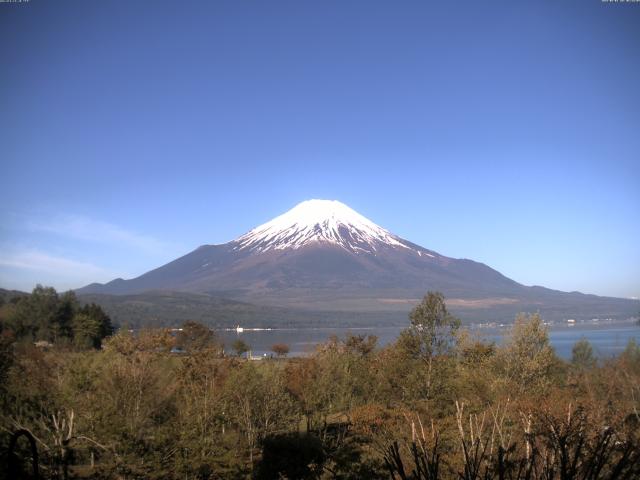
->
xmin=235 ymin=199 xmax=414 ymax=254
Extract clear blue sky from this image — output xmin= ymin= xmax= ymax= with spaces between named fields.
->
xmin=1 ymin=0 xmax=638 ymax=298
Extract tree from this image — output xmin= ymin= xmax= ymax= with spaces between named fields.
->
xmin=72 ymin=313 xmax=102 ymax=349
xmin=224 ymin=363 xmax=295 ymax=467
xmin=345 ymin=334 xmax=377 ymax=356
xmin=104 ymin=327 xmax=173 ymax=355
xmin=53 ymin=291 xmax=78 ymax=342
xmin=0 ymin=330 xmax=14 ymax=406
xmin=77 ymin=303 xmax=113 ymax=340
xmin=232 ymin=339 xmax=250 ymax=357
xmin=70 ymin=303 xmax=112 ymax=349
xmin=396 ymin=291 xmax=460 ymax=394
xmin=621 ymin=338 xmax=640 ymax=373
xmin=285 ymin=358 xmax=323 ymax=431
xmin=571 ymin=337 xmax=596 ymax=370
xmin=3 ymin=285 xmax=61 ymax=341
xmin=499 ymin=312 xmax=557 ymax=393
xmin=174 ymin=352 xmax=230 ymax=476
xmin=0 ymin=287 xmax=111 ymax=349
xmin=271 ymin=343 xmax=290 ymax=358
xmin=176 ymin=321 xmax=221 ymax=354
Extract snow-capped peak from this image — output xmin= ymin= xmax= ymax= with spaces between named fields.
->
xmin=235 ymin=199 xmax=414 ymax=254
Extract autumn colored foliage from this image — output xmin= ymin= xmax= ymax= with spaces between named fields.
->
xmin=1 ymin=292 xmax=639 ymax=478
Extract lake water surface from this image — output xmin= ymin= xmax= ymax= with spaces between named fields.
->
xmin=217 ymin=320 xmax=639 ymax=359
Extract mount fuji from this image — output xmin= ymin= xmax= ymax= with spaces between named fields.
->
xmin=78 ymin=200 xmax=638 ymax=324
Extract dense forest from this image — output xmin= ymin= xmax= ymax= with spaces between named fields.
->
xmin=1 ymin=288 xmax=639 ymax=479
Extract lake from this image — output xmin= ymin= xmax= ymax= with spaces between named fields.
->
xmin=217 ymin=319 xmax=639 ymax=359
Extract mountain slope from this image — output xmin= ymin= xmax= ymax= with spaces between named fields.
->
xmin=78 ymin=200 xmax=639 ymax=322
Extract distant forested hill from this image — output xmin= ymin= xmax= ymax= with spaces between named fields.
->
xmin=76 ymin=291 xmax=407 ymax=329
xmin=0 ymin=288 xmax=29 ymax=305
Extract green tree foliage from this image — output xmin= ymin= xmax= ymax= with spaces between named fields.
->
xmin=453 ymin=330 xmax=497 ymax=404
xmin=0 ymin=286 xmax=112 ymax=349
xmin=53 ymin=291 xmax=78 ymax=341
xmin=396 ymin=291 xmax=460 ymax=396
xmin=571 ymin=337 xmax=596 ymax=370
xmin=498 ymin=312 xmax=558 ymax=393
xmin=398 ymin=291 xmax=460 ymax=361
xmin=72 ymin=313 xmax=103 ymax=349
xmin=3 ymin=285 xmax=62 ymax=341
xmin=620 ymin=337 xmax=640 ymax=373
xmin=78 ymin=303 xmax=114 ymax=340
